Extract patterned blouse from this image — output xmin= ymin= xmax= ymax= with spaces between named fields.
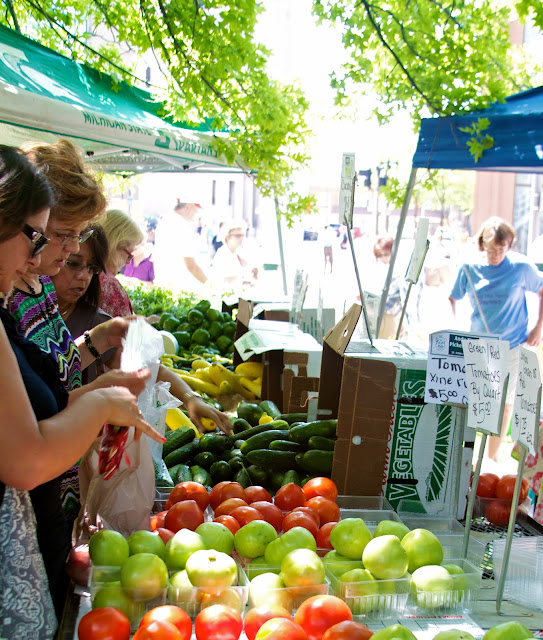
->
xmin=8 ymin=276 xmax=83 ymax=525
xmin=8 ymin=276 xmax=82 ymax=392
xmin=99 ymin=271 xmax=133 ymax=317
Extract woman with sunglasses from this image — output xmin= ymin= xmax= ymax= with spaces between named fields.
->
xmin=98 ymin=209 xmax=144 ymax=317
xmin=0 ymin=146 xmax=164 ymax=639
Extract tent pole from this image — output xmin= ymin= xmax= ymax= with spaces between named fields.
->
xmin=376 ymin=167 xmax=417 ymax=336
xmin=274 ymin=196 xmax=289 ymax=297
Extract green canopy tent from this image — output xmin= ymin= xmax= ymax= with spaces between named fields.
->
xmin=0 ymin=24 xmax=245 ymax=174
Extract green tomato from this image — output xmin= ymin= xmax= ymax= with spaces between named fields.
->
xmin=185 ymin=549 xmax=237 ymax=587
xmin=401 ymin=528 xmax=444 ymax=573
xmin=165 ymin=529 xmax=206 ymax=570
xmin=362 ymin=534 xmax=408 ymax=580
xmin=234 ymin=520 xmax=277 ymax=559
xmin=264 ymin=527 xmax=316 ymax=565
xmin=127 ymin=530 xmax=166 ymax=559
xmin=120 ymin=552 xmax=168 ymax=601
xmin=329 ymin=518 xmax=372 ymax=560
xmin=280 ymin=549 xmax=325 ymax=587
xmin=322 ymin=550 xmax=363 ymax=578
xmin=482 ymin=621 xmax=534 ymax=640
xmin=196 ymin=522 xmax=235 ymax=555
xmin=371 ymin=624 xmax=418 ymax=639
xmin=89 ymin=530 xmax=129 ymax=567
xmin=92 ymin=585 xmax=140 ymax=621
xmin=432 ymin=631 xmax=477 ymax=640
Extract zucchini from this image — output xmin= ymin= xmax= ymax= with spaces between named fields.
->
xmin=269 ymin=440 xmax=306 ymax=453
xmin=281 ymin=469 xmax=301 ymax=486
xmin=162 ymin=426 xmax=195 ymax=458
xmin=210 ymin=460 xmax=233 ymax=483
xmin=232 ymin=417 xmax=252 ymax=434
xmin=240 ymin=430 xmax=290 ymax=455
xmin=193 ymin=451 xmax=218 ymax=470
xmin=307 ymin=436 xmax=336 ymax=451
xmin=246 ymin=449 xmax=299 ymax=471
xmin=279 ymin=412 xmax=308 ymax=425
xmin=199 ymin=433 xmax=233 ymax=454
xmin=289 ymin=420 xmax=337 ymax=444
xmin=246 ymin=464 xmax=268 ymax=486
xmin=259 ymin=400 xmax=282 ymax=420
xmin=164 ymin=440 xmax=200 ymax=467
xmin=234 ymin=467 xmax=252 ymax=488
xmin=190 ymin=465 xmax=212 ymax=486
xmin=234 ymin=420 xmax=289 ymax=441
xmin=296 ymin=450 xmax=334 ymax=475
xmin=174 ymin=464 xmax=192 ymax=484
xmin=237 ymin=401 xmax=264 ymax=425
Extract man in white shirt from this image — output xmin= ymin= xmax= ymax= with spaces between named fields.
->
xmin=153 ymin=201 xmax=209 ymax=291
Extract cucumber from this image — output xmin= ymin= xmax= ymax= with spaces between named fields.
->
xmin=174 ymin=464 xmax=192 ymax=484
xmin=193 ymin=451 xmax=218 ymax=470
xmin=281 ymin=469 xmax=301 ymax=486
xmin=289 ymin=420 xmax=337 ymax=444
xmin=228 ymin=456 xmax=246 ymax=473
xmin=278 ymin=412 xmax=308 ymax=425
xmin=210 ymin=460 xmax=233 ymax=483
xmin=164 ymin=440 xmax=200 ymax=467
xmin=162 ymin=426 xmax=195 ymax=458
xmin=234 ymin=467 xmax=252 ymax=488
xmin=307 ymin=436 xmax=336 ymax=451
xmin=167 ymin=463 xmax=182 ymax=482
xmin=232 ymin=417 xmax=252 ymax=434
xmin=246 ymin=449 xmax=299 ymax=471
xmin=259 ymin=400 xmax=282 ymax=420
xmin=301 ymin=475 xmax=317 ymax=487
xmin=199 ymin=433 xmax=233 ymax=454
xmin=240 ymin=430 xmax=290 ymax=455
xmin=296 ymin=450 xmax=334 ymax=475
xmin=269 ymin=440 xmax=306 ymax=453
xmin=246 ymin=464 xmax=268 ymax=486
xmin=269 ymin=471 xmax=285 ymax=490
xmin=234 ymin=420 xmax=289 ymax=441
xmin=190 ymin=464 xmax=212 ymax=486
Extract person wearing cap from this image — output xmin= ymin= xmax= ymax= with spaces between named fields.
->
xmin=153 ymin=200 xmax=209 ymax=292
xmin=212 ymin=224 xmax=258 ymax=292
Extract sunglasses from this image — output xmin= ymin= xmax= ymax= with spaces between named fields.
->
xmin=22 ymin=223 xmax=50 ymax=257
xmin=48 ymin=226 xmax=94 ymax=246
xmin=65 ymin=259 xmax=102 ymax=276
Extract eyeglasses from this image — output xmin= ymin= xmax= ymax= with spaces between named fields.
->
xmin=375 ymin=253 xmax=391 ymax=259
xmin=21 ymin=223 xmax=50 ymax=257
xmin=120 ymin=247 xmax=134 ymax=262
xmin=483 ymin=243 xmax=508 ymax=255
xmin=48 ymin=227 xmax=94 ymax=246
xmin=65 ymin=259 xmax=102 ymax=276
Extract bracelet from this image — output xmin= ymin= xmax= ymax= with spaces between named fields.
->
xmin=83 ymin=331 xmax=101 ymax=359
xmin=181 ymin=390 xmax=201 ymax=406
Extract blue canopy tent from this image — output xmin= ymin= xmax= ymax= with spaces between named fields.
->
xmin=378 ymin=85 xmax=543 ymax=332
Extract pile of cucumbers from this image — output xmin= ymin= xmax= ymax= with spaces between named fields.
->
xmin=157 ymin=399 xmax=337 ymax=493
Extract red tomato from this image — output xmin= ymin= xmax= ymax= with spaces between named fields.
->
xmin=495 ymin=475 xmax=529 ymax=501
xmin=316 ymin=522 xmax=337 ymax=550
xmin=78 ymin=607 xmax=131 ymax=640
xmin=168 ymin=482 xmax=210 ymax=511
xmin=164 ymin=499 xmax=204 ymax=532
xmin=248 ymin=501 xmax=284 ymax=532
xmin=214 ymin=498 xmax=249 ymax=517
xmin=303 ymin=497 xmax=340 ymax=525
xmin=292 ymin=506 xmax=320 ymax=528
xmin=294 ymin=595 xmax=352 ymax=640
xmin=150 ymin=511 xmax=167 ymax=531
xmin=475 ymin=473 xmax=499 ymax=498
xmin=133 ymin=620 xmax=183 ymax=640
xmin=213 ymin=515 xmax=241 ymax=535
xmin=245 ymin=486 xmax=273 ymax=504
xmin=274 ymin=483 xmax=306 ymax=511
xmin=302 ymin=478 xmax=338 ymax=502
xmin=209 ymin=481 xmax=232 ymax=510
xmin=154 ymin=528 xmax=175 ymax=545
xmin=230 ymin=506 xmax=264 ymax=526
xmin=255 ymin=617 xmax=308 ymax=640
xmin=244 ymin=604 xmax=292 ymax=640
xmin=322 ymin=620 xmax=374 ymax=640
xmin=282 ymin=511 xmax=319 ymax=538
xmin=139 ymin=606 xmax=192 ymax=640
xmin=219 ymin=482 xmax=247 ymax=504
xmin=195 ymin=604 xmax=243 ymax=640
xmin=485 ymin=499 xmax=513 ymax=527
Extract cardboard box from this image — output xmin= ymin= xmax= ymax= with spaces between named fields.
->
xmin=251 ymin=302 xmax=336 ymax=343
xmin=319 ymin=305 xmax=469 ymax=512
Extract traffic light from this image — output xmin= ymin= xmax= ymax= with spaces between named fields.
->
xmin=359 ymin=169 xmax=372 ymax=188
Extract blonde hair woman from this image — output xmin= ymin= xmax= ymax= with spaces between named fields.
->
xmin=98 ymin=209 xmax=144 ymax=317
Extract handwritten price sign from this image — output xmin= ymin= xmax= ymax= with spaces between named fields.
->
xmin=462 ymin=338 xmax=509 ymax=435
xmin=511 ymin=347 xmax=541 ymax=456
